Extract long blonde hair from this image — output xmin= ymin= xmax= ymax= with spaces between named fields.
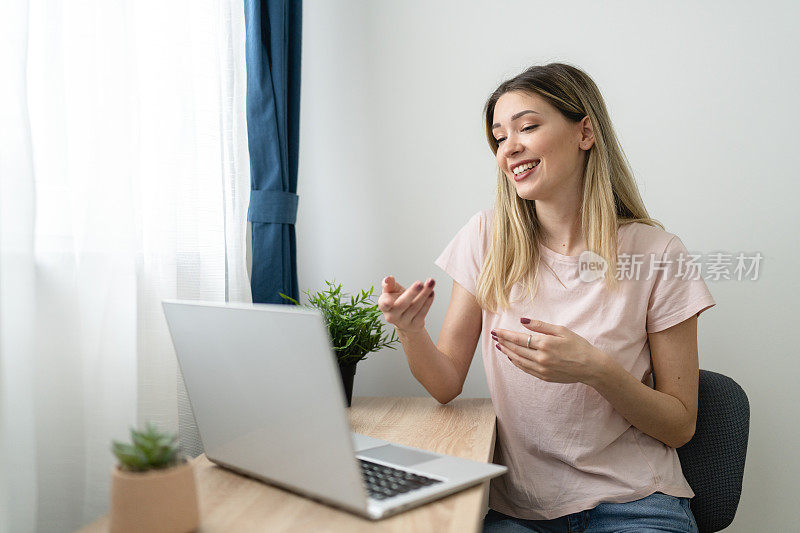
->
xmin=477 ymin=62 xmax=663 ymax=313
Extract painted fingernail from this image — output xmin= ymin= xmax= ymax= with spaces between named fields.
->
xmin=495 ymin=342 xmax=501 ymax=350
xmin=426 ymin=279 xmax=435 ymax=288
xmin=520 ymin=318 xmax=531 ymax=324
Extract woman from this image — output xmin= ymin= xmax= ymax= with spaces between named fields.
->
xmin=378 ymin=63 xmax=713 ymax=532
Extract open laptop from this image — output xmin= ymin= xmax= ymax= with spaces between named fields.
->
xmin=161 ymin=300 xmax=507 ymax=520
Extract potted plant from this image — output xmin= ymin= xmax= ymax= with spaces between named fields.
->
xmin=109 ymin=422 xmax=199 ymax=533
xmin=279 ymin=279 xmax=400 ymax=406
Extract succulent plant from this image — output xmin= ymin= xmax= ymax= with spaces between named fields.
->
xmin=112 ymin=422 xmax=183 ymax=472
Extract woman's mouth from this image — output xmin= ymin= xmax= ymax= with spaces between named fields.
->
xmin=512 ymin=160 xmax=540 ymax=182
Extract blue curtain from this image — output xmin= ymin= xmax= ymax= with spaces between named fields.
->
xmin=244 ymin=0 xmax=302 ymax=304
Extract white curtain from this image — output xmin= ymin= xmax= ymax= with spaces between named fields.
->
xmin=0 ymin=0 xmax=251 ymax=530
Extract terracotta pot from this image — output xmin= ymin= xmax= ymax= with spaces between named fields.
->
xmin=110 ymin=460 xmax=199 ymax=533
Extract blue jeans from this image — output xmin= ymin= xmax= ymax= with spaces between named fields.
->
xmin=482 ymin=492 xmax=698 ymax=533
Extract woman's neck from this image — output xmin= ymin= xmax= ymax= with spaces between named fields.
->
xmin=535 ymin=195 xmax=585 ymax=256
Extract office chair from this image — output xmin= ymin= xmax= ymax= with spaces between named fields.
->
xmin=676 ymin=370 xmax=750 ymax=532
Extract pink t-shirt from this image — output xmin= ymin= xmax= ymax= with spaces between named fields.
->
xmin=433 ymin=208 xmax=715 ymax=520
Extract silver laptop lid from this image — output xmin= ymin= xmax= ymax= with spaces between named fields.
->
xmin=162 ymin=300 xmax=369 ymax=513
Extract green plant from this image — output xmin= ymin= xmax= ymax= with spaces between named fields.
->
xmin=111 ymin=422 xmax=182 ymax=472
xmin=279 ymin=279 xmax=400 ymax=365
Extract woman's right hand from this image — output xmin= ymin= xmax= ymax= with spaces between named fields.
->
xmin=378 ymin=276 xmax=436 ymax=334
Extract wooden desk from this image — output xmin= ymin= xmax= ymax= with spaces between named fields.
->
xmin=80 ymin=397 xmax=498 ymax=532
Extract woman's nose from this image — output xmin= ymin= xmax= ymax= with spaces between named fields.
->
xmin=500 ymin=135 xmax=523 ymax=159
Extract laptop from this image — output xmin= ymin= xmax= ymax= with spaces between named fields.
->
xmin=161 ymin=300 xmax=507 ymax=520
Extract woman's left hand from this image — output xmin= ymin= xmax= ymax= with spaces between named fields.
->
xmin=492 ymin=319 xmax=608 ymax=384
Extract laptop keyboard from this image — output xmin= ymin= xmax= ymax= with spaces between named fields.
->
xmin=358 ymin=458 xmax=443 ymax=500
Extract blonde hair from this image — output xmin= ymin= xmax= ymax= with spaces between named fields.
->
xmin=477 ymin=62 xmax=663 ymax=313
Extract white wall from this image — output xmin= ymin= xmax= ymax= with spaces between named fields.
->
xmin=299 ymin=1 xmax=799 ymax=530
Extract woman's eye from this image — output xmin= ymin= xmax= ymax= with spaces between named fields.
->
xmin=495 ymin=125 xmax=538 ymax=145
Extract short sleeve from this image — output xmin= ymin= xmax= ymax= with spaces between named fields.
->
xmin=646 ymin=235 xmax=716 ymax=333
xmin=433 ymin=211 xmax=486 ymax=296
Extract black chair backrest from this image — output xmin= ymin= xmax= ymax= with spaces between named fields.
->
xmin=676 ymin=370 xmax=749 ymax=533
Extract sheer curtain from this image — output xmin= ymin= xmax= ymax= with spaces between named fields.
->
xmin=0 ymin=0 xmax=250 ymax=530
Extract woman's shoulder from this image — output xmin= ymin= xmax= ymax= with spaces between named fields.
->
xmin=465 ymin=208 xmax=493 ymax=234
xmin=450 ymin=208 xmax=492 ymax=247
xmin=618 ymin=220 xmax=677 ymax=255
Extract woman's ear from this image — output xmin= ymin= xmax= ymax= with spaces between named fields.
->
xmin=578 ymin=115 xmax=595 ymax=151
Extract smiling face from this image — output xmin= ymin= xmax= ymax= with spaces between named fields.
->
xmin=492 ymin=90 xmax=594 ymax=202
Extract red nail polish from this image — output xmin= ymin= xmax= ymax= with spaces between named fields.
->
xmin=520 ymin=318 xmax=531 ymax=324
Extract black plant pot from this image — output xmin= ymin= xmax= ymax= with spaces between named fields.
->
xmin=338 ymin=361 xmax=357 ymax=407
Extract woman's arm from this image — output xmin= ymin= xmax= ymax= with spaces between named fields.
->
xmin=494 ymin=315 xmax=700 ymax=448
xmin=584 ymin=315 xmax=699 ymax=448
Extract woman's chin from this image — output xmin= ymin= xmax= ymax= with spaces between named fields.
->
xmin=512 ymin=184 xmax=542 ymax=201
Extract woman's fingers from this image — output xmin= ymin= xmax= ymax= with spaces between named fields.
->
xmin=407 ymin=289 xmax=435 ymax=329
xmin=382 ymin=275 xmax=405 ymax=294
xmin=394 ymin=279 xmax=427 ymax=309
xmin=379 ymin=277 xmax=435 ymax=331
xmin=399 ymin=279 xmax=435 ymax=320
xmin=379 ymin=276 xmax=404 ymax=312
